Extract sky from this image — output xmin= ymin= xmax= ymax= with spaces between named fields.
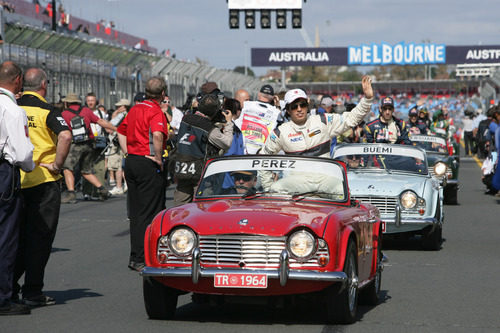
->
xmin=61 ymin=0 xmax=500 ymax=76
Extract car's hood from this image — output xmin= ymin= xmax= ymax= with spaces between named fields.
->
xmin=164 ymin=199 xmax=354 ymax=237
xmin=426 ymin=153 xmax=448 ymax=166
xmin=347 ymin=171 xmax=427 ymax=196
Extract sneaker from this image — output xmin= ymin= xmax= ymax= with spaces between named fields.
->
xmin=128 ymin=261 xmax=144 ymax=272
xmin=0 ymin=301 xmax=31 ymax=315
xmin=97 ymin=186 xmax=110 ymax=201
xmin=109 ymin=187 xmax=124 ymax=195
xmin=123 ymin=182 xmax=128 ymax=193
xmin=22 ymin=295 xmax=55 ymax=307
xmin=61 ymin=191 xmax=77 ymax=204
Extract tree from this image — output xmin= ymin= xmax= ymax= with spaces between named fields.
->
xmin=233 ymin=66 xmax=255 ymax=77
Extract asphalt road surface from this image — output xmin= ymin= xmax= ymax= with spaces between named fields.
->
xmin=4 ymin=156 xmax=500 ymax=333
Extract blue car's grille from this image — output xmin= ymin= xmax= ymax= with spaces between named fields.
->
xmin=352 ymin=195 xmax=422 ymax=216
xmin=352 ymin=195 xmax=398 ymax=215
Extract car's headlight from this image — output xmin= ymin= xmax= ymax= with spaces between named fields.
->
xmin=288 ymin=230 xmax=315 ymax=259
xmin=433 ymin=162 xmax=447 ymax=177
xmin=400 ymin=191 xmax=418 ymax=209
xmin=168 ymin=228 xmax=196 ymax=256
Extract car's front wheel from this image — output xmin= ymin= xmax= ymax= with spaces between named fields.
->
xmin=360 ymin=241 xmax=382 ymax=306
xmin=143 ymin=277 xmax=178 ymax=320
xmin=326 ymin=240 xmax=358 ymax=324
xmin=444 ymin=187 xmax=458 ymax=205
xmin=422 ymin=225 xmax=442 ymax=250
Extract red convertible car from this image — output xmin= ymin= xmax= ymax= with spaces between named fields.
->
xmin=141 ymin=155 xmax=383 ymax=324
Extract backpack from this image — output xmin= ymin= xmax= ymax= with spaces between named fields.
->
xmin=67 ymin=106 xmax=90 ymax=143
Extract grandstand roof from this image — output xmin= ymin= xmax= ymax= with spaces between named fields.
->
xmin=4 ymin=0 xmax=156 ymax=53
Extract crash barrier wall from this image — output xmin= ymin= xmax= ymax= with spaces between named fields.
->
xmin=0 ymin=41 xmax=143 ymax=107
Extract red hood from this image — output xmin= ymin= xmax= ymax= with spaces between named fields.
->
xmin=161 ymin=199 xmax=352 ymax=237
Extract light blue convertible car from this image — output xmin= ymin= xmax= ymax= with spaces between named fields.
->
xmin=333 ymin=143 xmax=444 ymax=250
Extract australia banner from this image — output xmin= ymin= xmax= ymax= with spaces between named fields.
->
xmin=251 ymin=44 xmax=500 ymax=67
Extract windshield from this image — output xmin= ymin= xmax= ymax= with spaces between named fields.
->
xmin=333 ymin=144 xmax=428 ymax=175
xmin=410 ymin=135 xmax=448 ymax=154
xmin=196 ymin=157 xmax=347 ymax=202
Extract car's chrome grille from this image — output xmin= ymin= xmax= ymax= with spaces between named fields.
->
xmin=158 ymin=235 xmax=329 ymax=268
xmin=352 ymin=195 xmax=421 ymax=216
xmin=352 ymin=196 xmax=398 ymax=215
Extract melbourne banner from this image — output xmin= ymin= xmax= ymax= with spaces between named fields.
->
xmin=251 ymin=43 xmax=500 ymax=66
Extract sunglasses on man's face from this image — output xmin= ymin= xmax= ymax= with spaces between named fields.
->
xmin=233 ymin=174 xmax=253 ymax=182
xmin=289 ymin=101 xmax=308 ymax=111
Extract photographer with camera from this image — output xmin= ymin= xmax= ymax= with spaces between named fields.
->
xmin=172 ymin=89 xmax=233 ymax=206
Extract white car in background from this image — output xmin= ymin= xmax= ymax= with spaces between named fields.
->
xmin=333 ymin=143 xmax=444 ymax=250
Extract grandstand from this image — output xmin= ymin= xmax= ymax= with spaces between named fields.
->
xmin=0 ymin=0 xmax=265 ymax=107
xmin=3 ymin=0 xmax=156 ymax=53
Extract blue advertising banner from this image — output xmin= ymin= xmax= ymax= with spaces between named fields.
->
xmin=251 ymin=47 xmax=346 ymax=67
xmin=251 ymin=44 xmax=500 ymax=67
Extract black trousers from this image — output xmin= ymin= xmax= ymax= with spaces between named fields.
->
xmin=464 ymin=131 xmax=474 ymax=155
xmin=13 ymin=181 xmax=60 ymax=298
xmin=124 ymin=155 xmax=166 ymax=264
xmin=0 ymin=161 xmax=22 ymax=304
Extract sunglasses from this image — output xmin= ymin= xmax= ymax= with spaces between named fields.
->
xmin=289 ymin=101 xmax=308 ymax=111
xmin=161 ymin=100 xmax=170 ymax=104
xmin=382 ymin=107 xmax=394 ymax=111
xmin=233 ymin=174 xmax=253 ymax=182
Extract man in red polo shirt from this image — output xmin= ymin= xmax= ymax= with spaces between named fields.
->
xmin=117 ymin=76 xmax=169 ymax=271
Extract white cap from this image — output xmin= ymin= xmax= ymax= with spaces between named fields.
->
xmin=284 ymin=89 xmax=307 ymax=105
xmin=320 ymin=96 xmax=334 ymax=107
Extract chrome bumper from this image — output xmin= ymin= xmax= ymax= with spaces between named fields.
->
xmin=141 ymin=248 xmax=347 ymax=287
xmin=382 ymin=216 xmax=439 ymax=234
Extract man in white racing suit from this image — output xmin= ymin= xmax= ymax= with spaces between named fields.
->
xmin=259 ymin=75 xmax=373 ymax=190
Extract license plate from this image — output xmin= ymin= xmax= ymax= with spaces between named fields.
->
xmin=381 ymin=221 xmax=386 ymax=233
xmin=214 ymin=273 xmax=268 ymax=289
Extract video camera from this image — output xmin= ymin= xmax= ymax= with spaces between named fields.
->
xmin=198 ymin=89 xmax=226 ymax=123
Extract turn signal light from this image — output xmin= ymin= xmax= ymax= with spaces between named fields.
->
xmin=318 ymin=256 xmax=329 ymax=267
xmin=158 ymin=251 xmax=168 ymax=263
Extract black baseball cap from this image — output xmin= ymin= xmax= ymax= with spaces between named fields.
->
xmin=381 ymin=96 xmax=394 ymax=109
xmin=133 ymin=92 xmax=146 ymax=102
xmin=260 ymin=84 xmax=274 ymax=96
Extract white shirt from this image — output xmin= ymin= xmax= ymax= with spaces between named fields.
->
xmin=0 ymin=88 xmax=35 ymax=172
xmin=170 ymin=107 xmax=184 ymax=135
xmin=90 ymin=109 xmax=108 ymax=137
xmin=462 ymin=117 xmax=475 ymax=132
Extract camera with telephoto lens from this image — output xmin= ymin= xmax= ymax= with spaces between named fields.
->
xmin=198 ymin=89 xmax=226 ymax=123
xmin=199 ymin=90 xmax=226 ymax=123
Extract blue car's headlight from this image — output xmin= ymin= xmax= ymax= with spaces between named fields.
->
xmin=400 ymin=191 xmax=418 ymax=209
